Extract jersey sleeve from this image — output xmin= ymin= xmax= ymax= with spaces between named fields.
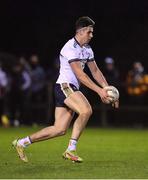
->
xmin=87 ymin=47 xmax=95 ymax=62
xmin=61 ymin=46 xmax=79 ymax=63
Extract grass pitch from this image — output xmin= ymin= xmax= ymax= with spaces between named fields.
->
xmin=1 ymin=126 xmax=148 ymax=179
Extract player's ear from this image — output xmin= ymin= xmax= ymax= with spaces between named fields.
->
xmin=79 ymin=29 xmax=84 ymax=36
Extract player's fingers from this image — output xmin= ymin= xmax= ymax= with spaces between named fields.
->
xmin=101 ymin=96 xmax=109 ymax=104
xmin=101 ymin=97 xmax=107 ymax=103
xmin=114 ymin=100 xmax=119 ymax=108
xmin=112 ymin=102 xmax=115 ymax=107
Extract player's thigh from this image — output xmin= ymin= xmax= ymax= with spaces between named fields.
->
xmin=64 ymin=91 xmax=92 ymax=114
xmin=54 ymin=107 xmax=74 ymax=130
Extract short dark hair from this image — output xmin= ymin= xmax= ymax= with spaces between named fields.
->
xmin=75 ymin=16 xmax=95 ymax=31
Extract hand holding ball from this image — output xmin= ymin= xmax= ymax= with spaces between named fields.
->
xmin=103 ymin=86 xmax=119 ymax=104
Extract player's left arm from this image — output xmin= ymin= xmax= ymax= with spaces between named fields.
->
xmin=87 ymin=60 xmax=108 ymax=88
xmin=87 ymin=60 xmax=119 ymax=108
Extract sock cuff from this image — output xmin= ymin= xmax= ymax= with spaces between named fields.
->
xmin=70 ymin=138 xmax=77 ymax=141
xmin=28 ymin=136 xmax=32 ymax=144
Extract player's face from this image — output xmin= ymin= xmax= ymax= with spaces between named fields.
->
xmin=81 ymin=26 xmax=93 ymax=44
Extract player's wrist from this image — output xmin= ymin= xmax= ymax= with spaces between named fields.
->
xmin=95 ymin=86 xmax=102 ymax=94
xmin=101 ymin=82 xmax=109 ymax=88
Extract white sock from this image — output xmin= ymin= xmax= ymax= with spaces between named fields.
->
xmin=67 ymin=139 xmax=77 ymax=151
xmin=18 ymin=136 xmax=32 ymax=147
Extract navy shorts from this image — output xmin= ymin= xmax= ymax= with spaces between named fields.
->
xmin=54 ymin=83 xmax=79 ymax=107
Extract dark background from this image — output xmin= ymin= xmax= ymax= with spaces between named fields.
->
xmin=0 ymin=0 xmax=148 ymax=126
xmin=0 ymin=0 xmax=148 ymax=75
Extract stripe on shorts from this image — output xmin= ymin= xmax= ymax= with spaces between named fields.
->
xmin=60 ymin=83 xmax=74 ymax=97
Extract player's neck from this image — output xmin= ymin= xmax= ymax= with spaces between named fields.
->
xmin=74 ymin=35 xmax=85 ymax=47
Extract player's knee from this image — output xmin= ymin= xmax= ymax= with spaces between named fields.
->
xmin=87 ymin=108 xmax=92 ymax=117
xmin=80 ymin=107 xmax=92 ymax=118
xmin=56 ymin=128 xmax=67 ymax=136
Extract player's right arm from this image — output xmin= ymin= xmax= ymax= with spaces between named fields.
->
xmin=69 ymin=61 xmax=109 ymax=103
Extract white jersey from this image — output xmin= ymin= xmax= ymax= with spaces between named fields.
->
xmin=56 ymin=37 xmax=94 ymax=89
